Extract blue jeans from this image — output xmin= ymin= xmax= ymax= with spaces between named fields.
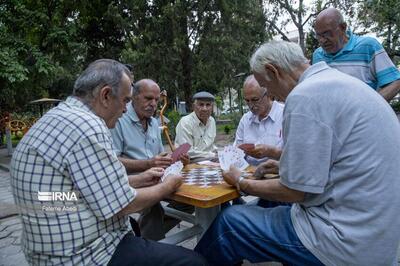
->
xmin=194 ymin=204 xmax=323 ymax=266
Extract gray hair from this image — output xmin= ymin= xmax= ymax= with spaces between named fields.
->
xmin=250 ymin=41 xmax=308 ymax=79
xmin=73 ymin=59 xmax=131 ymax=102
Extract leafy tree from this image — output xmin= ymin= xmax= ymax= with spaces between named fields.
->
xmin=121 ymin=0 xmax=267 ymax=111
xmin=0 ymin=0 xmax=84 ymax=112
xmin=357 ymin=0 xmax=400 ymax=64
xmin=263 ymin=0 xmax=358 ymax=54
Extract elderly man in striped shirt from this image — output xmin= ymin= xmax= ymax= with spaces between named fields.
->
xmin=313 ymin=7 xmax=400 ymax=101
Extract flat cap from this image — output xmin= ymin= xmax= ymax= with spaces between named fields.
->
xmin=193 ymin=91 xmax=215 ymax=101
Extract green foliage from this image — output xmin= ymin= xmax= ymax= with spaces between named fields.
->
xmin=357 ymin=0 xmax=400 ymax=63
xmin=165 ymin=109 xmax=181 ymax=139
xmin=214 ymin=96 xmax=223 ymax=111
xmin=224 ymin=125 xmax=231 ymax=134
xmin=121 ymin=0 xmax=267 ymax=108
xmin=5 ymin=0 xmax=398 ymax=117
xmin=0 ymin=0 xmax=84 ymax=112
xmin=390 ymin=99 xmax=400 ymax=113
xmin=305 ymin=30 xmax=319 ymax=60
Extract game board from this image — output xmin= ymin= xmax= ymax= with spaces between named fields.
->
xmin=181 ymin=166 xmax=253 ymax=187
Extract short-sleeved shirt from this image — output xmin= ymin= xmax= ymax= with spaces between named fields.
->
xmin=280 ymin=62 xmax=400 ymax=266
xmin=111 ymin=103 xmax=164 ymax=160
xmin=234 ymin=101 xmax=284 ymax=165
xmin=10 ymin=96 xmax=135 ymax=265
xmin=313 ymin=30 xmax=400 ymax=90
xmin=175 ymin=112 xmax=217 ymax=159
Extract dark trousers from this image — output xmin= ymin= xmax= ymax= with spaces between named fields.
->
xmin=107 ymin=232 xmax=208 ymax=266
xmin=138 ymin=201 xmax=194 ymax=241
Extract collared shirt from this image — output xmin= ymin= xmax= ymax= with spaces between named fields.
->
xmin=281 ymin=62 xmax=400 ymax=266
xmin=312 ymin=31 xmax=400 ymax=90
xmin=234 ymin=101 xmax=284 ymax=165
xmin=175 ymin=112 xmax=217 ymax=159
xmin=10 ymin=96 xmax=135 ymax=265
xmin=111 ymin=103 xmax=164 ymax=160
xmin=313 ymin=30 xmax=400 ymax=90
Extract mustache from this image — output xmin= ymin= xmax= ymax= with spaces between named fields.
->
xmin=144 ymin=106 xmax=155 ymax=112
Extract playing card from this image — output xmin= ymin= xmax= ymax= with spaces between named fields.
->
xmin=161 ymin=161 xmax=184 ymax=182
xmin=218 ymin=145 xmax=249 ymax=171
xmin=171 ymin=143 xmax=191 ymax=163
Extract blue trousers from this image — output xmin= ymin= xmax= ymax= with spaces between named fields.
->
xmin=194 ymin=204 xmax=323 ymax=266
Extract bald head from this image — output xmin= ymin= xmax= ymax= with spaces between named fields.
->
xmin=315 ymin=7 xmax=344 ymax=26
xmin=132 ymin=79 xmax=161 ymax=120
xmin=314 ymin=8 xmax=348 ymax=54
xmin=133 ymin=79 xmax=160 ymax=95
xmin=243 ymin=75 xmax=265 ymax=94
xmin=243 ymin=75 xmax=272 ymax=119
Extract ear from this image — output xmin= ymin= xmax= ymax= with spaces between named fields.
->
xmin=264 ymin=63 xmax=280 ymax=80
xmin=339 ymin=22 xmax=347 ymax=34
xmin=99 ymin=86 xmax=113 ymax=107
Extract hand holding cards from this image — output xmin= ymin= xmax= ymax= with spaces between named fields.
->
xmin=171 ymin=143 xmax=191 ymax=163
xmin=161 ymin=161 xmax=184 ymax=182
xmin=218 ymin=145 xmax=249 ymax=171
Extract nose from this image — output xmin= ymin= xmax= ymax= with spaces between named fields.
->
xmin=149 ymin=99 xmax=157 ymax=107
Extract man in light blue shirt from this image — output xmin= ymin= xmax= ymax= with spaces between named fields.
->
xmin=234 ymin=75 xmax=284 ymax=166
xmin=313 ymin=7 xmax=400 ymax=101
xmin=111 ymin=79 xmax=192 ymax=241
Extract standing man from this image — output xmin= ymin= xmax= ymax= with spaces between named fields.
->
xmin=175 ymin=91 xmax=217 ymax=161
xmin=111 ymin=78 xmax=192 ymax=241
xmin=195 ymin=41 xmax=400 ymax=266
xmin=313 ymin=7 xmax=400 ymax=101
xmin=234 ymin=75 xmax=284 ymax=166
xmin=10 ymin=59 xmax=206 ymax=265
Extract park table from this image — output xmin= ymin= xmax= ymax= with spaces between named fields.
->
xmin=160 ymin=162 xmax=256 ymax=245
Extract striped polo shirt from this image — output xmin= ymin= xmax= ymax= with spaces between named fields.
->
xmin=312 ymin=30 xmax=400 ymax=90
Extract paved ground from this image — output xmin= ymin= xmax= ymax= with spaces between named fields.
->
xmin=1 ymin=124 xmax=400 ymax=265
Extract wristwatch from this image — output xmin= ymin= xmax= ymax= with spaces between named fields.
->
xmin=236 ymin=176 xmax=248 ymax=196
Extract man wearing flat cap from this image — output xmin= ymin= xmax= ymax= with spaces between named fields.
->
xmin=175 ymin=91 xmax=217 ymax=160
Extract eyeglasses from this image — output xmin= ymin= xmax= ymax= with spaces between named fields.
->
xmin=245 ymin=91 xmax=267 ymax=106
xmin=313 ymin=24 xmax=342 ymax=40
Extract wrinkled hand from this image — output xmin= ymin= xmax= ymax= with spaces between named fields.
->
xmin=246 ymin=144 xmax=276 ymax=159
xmin=137 ymin=167 xmax=164 ymax=187
xmin=163 ymin=174 xmax=183 ymax=194
xmin=254 ymin=159 xmax=279 ymax=179
xmin=179 ymin=153 xmax=190 ymax=165
xmin=222 ymin=165 xmax=242 ymax=187
xmin=152 ymin=152 xmax=173 ymax=168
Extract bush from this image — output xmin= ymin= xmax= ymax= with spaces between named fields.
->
xmin=165 ymin=110 xmax=181 ymax=138
xmin=224 ymin=125 xmax=231 ymax=134
xmin=390 ymin=100 xmax=400 ymax=113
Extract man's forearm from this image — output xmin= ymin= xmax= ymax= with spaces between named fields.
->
xmin=128 ymin=175 xmax=144 ymax=188
xmin=118 ymin=183 xmax=171 ymax=215
xmin=379 ymin=80 xmax=400 ymax=101
xmin=119 ymin=157 xmax=152 ymax=173
xmin=240 ymin=178 xmax=304 ymax=203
